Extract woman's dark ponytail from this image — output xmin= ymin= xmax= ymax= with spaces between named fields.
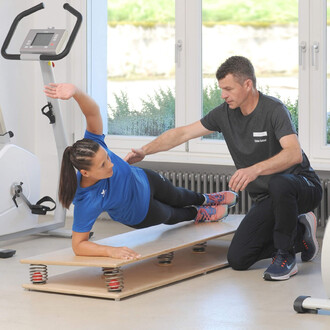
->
xmin=58 ymin=139 xmax=100 ymax=209
xmin=59 ymin=147 xmax=77 ymax=209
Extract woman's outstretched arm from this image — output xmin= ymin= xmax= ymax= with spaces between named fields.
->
xmin=44 ymin=83 xmax=103 ymax=135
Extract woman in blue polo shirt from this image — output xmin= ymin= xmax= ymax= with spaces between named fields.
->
xmin=44 ymin=83 xmax=237 ymax=260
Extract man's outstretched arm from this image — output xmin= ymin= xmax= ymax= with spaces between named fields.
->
xmin=124 ymin=120 xmax=213 ymax=164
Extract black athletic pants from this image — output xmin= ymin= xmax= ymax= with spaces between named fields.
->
xmin=131 ymin=169 xmax=205 ymax=229
xmin=227 ymin=174 xmax=322 ymax=270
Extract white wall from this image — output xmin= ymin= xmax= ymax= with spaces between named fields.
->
xmin=0 ymin=0 xmax=87 ymax=214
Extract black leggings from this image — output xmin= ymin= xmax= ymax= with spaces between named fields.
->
xmin=131 ymin=169 xmax=205 ymax=229
xmin=227 ymin=174 xmax=322 ymax=270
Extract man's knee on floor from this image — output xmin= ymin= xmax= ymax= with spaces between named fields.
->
xmin=227 ymin=249 xmax=251 ymax=271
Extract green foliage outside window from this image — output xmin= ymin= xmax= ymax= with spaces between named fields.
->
xmin=108 ymin=88 xmax=175 ymax=136
xmin=107 ymin=0 xmax=300 ymax=26
xmin=108 ymin=83 xmax=299 ymax=138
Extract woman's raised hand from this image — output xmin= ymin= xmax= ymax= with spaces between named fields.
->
xmin=44 ymin=83 xmax=77 ymax=100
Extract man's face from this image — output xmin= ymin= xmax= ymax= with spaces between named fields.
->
xmin=218 ymin=74 xmax=249 ymax=109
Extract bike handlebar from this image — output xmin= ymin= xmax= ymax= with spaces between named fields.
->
xmin=1 ymin=2 xmax=82 ymax=61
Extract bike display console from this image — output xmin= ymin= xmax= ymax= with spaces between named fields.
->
xmin=20 ymin=28 xmax=67 ymax=55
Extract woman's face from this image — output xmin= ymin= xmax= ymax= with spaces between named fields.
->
xmin=81 ymin=147 xmax=114 ymax=181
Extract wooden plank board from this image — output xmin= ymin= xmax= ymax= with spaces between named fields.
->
xmin=20 ymin=215 xmax=243 ymax=268
xmin=22 ymin=239 xmax=230 ymax=300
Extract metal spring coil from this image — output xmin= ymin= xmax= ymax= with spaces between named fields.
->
xmin=193 ymin=242 xmax=207 ymax=253
xmin=157 ymin=251 xmax=174 ymax=265
xmin=30 ymin=264 xmax=48 ymax=284
xmin=103 ymin=267 xmax=124 ymax=292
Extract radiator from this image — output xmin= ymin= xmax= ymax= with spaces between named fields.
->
xmin=158 ymin=171 xmax=328 ymax=228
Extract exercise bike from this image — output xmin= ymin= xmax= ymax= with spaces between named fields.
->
xmin=0 ymin=3 xmax=82 ymax=257
xmin=294 ymin=219 xmax=330 ymax=314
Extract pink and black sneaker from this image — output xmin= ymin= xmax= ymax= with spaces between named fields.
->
xmin=195 ymin=205 xmax=228 ymax=224
xmin=203 ymin=191 xmax=238 ymax=208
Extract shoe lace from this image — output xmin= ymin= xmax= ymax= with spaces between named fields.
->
xmin=302 ymin=240 xmax=309 ymax=250
xmin=271 ymin=253 xmax=289 ymax=268
xmin=208 ymin=193 xmax=225 ymax=204
xmin=196 ymin=207 xmax=215 ymax=222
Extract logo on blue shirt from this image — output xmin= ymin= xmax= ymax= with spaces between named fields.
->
xmin=101 ymin=189 xmax=107 ymax=197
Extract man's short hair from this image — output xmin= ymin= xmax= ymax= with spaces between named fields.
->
xmin=216 ymin=56 xmax=256 ymax=88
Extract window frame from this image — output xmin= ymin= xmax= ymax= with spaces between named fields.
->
xmin=88 ymin=0 xmax=330 ymax=170
xmin=308 ymin=0 xmax=330 ymax=167
xmin=104 ymin=0 xmax=185 ymax=155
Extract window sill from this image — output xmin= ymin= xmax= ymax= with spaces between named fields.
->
xmin=111 ymin=147 xmax=235 ymax=166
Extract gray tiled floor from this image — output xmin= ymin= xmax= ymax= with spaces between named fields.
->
xmin=1 ymin=216 xmax=330 ymax=330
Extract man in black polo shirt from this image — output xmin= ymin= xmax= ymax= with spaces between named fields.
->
xmin=125 ymin=56 xmax=322 ymax=281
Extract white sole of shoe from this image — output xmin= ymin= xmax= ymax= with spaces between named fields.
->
xmin=300 ymin=212 xmax=319 ymax=261
xmin=263 ymin=263 xmax=298 ymax=281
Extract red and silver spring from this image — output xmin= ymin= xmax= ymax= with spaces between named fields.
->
xmin=30 ymin=264 xmax=48 ymax=284
xmin=103 ymin=267 xmax=124 ymax=292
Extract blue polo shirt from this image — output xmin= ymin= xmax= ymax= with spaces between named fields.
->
xmin=72 ymin=131 xmax=150 ymax=232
